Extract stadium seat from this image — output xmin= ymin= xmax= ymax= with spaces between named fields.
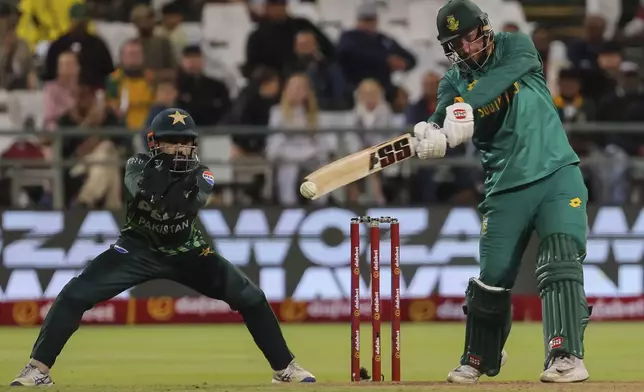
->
xmin=317 ymin=0 xmax=361 ymax=41
xmin=95 ymin=22 xmax=138 ymax=63
xmin=7 ymin=90 xmax=45 ymax=131
xmin=288 ymin=1 xmax=321 ymax=24
xmin=201 ymin=3 xmax=252 ymax=69
xmin=408 ymin=0 xmax=443 ymax=44
xmin=199 ymin=135 xmax=234 ymax=184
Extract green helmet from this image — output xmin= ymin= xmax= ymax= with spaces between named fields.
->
xmin=436 ymin=0 xmax=495 ymax=73
xmin=146 ymin=108 xmax=200 ymax=172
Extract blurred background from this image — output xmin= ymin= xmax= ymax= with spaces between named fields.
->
xmin=0 ymin=0 xmax=643 ymax=308
xmin=1 ymin=0 xmax=643 ymax=209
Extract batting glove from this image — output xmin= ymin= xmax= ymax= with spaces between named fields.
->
xmin=443 ymin=102 xmax=474 ymax=147
xmin=412 ymin=121 xmax=447 ymax=159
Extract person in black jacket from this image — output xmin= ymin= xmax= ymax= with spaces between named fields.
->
xmin=43 ymin=3 xmax=114 ymax=89
xmin=242 ymin=0 xmax=334 ymax=78
xmin=337 ymin=2 xmax=416 ymax=103
xmin=176 ymin=45 xmax=231 ymax=126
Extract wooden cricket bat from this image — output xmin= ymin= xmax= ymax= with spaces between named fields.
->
xmin=301 ymin=133 xmax=415 ymax=200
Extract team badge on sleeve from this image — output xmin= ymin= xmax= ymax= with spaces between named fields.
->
xmin=202 ymin=171 xmax=215 ymax=186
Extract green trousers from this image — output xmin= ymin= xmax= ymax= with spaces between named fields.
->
xmin=30 ymin=240 xmax=294 ymax=370
xmin=478 ymin=164 xmax=588 ymax=289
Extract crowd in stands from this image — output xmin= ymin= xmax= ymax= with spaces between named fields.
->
xmin=1 ymin=0 xmax=644 ymax=209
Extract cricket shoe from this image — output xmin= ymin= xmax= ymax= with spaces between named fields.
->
xmin=271 ymin=360 xmax=316 ymax=383
xmin=10 ymin=364 xmax=54 ymax=387
xmin=540 ymin=354 xmax=589 ymax=383
xmin=446 ymin=350 xmax=508 ymax=384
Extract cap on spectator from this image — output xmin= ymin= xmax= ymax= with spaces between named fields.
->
xmin=357 ymin=2 xmax=378 ymax=20
xmin=182 ymin=44 xmax=202 ymax=56
xmin=130 ymin=4 xmax=154 ymax=23
xmin=69 ymin=3 xmax=88 ymax=20
xmin=161 ymin=1 xmax=182 ymax=15
xmin=598 ymin=41 xmax=622 ymax=55
xmin=619 ymin=61 xmax=640 ymax=75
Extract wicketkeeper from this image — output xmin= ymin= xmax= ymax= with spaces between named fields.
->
xmin=10 ymin=108 xmax=315 ymax=387
xmin=412 ymin=0 xmax=591 ymax=384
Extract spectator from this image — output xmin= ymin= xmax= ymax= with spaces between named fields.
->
xmin=266 ymin=73 xmax=331 ymax=205
xmin=531 ymin=25 xmax=570 ymax=96
xmin=130 ymin=4 xmax=176 ymax=82
xmin=587 ymin=41 xmax=623 ymax=103
xmin=242 ymin=0 xmax=334 ymax=78
xmin=16 ymin=0 xmax=89 ymax=51
xmin=502 ymin=22 xmax=520 ymax=33
xmin=154 ymin=1 xmax=187 ymax=62
xmin=176 ymin=45 xmax=231 ymax=126
xmin=597 ymin=61 xmax=644 ymax=153
xmin=337 ymin=2 xmax=416 ymax=103
xmin=0 ymin=5 xmax=36 ymax=90
xmin=554 ymin=68 xmax=596 ymax=124
xmin=344 ymin=79 xmax=396 ymax=205
xmin=141 ymin=79 xmax=178 ymax=150
xmin=284 ymin=30 xmax=349 ymax=110
xmin=225 ymin=67 xmax=281 ymax=156
xmin=58 ymin=81 xmax=125 ymax=209
xmin=406 ymin=71 xmax=440 ymax=125
xmin=391 ymin=86 xmax=409 ymax=115
xmin=567 ymin=14 xmax=607 ymax=71
xmin=106 ymin=39 xmax=155 ymax=131
xmin=145 ymin=80 xmax=178 ymax=127
xmin=43 ymin=3 xmax=114 ymax=89
xmin=43 ymin=51 xmax=80 ymax=131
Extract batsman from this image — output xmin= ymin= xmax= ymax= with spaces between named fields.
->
xmin=412 ymin=0 xmax=591 ymax=384
xmin=10 ymin=108 xmax=315 ymax=387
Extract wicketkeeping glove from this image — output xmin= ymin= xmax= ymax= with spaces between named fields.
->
xmin=139 ymin=153 xmax=175 ymax=203
xmin=442 ymin=102 xmax=474 ymax=147
xmin=155 ymin=171 xmax=200 ymax=217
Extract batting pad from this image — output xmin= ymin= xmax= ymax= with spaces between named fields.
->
xmin=536 ymin=233 xmax=590 ymax=368
xmin=460 ymin=277 xmax=512 ymax=377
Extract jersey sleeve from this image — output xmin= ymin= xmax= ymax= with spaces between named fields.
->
xmin=123 ymin=154 xmax=148 ymax=197
xmin=194 ymin=166 xmax=215 ymax=206
xmin=428 ymin=76 xmax=460 ymax=126
xmin=462 ymin=32 xmax=541 ymax=110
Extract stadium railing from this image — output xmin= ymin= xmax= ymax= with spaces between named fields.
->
xmin=1 ymin=122 xmax=644 ymax=208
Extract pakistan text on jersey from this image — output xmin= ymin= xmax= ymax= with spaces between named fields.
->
xmin=137 ymin=217 xmax=190 ymax=234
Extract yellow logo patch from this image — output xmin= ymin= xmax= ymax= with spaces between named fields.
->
xmin=468 ymin=80 xmax=478 ymax=91
xmin=447 ymin=15 xmax=459 ymax=32
xmin=168 ymin=110 xmax=188 ymax=125
xmin=481 ymin=215 xmax=488 ymax=235
xmin=569 ymin=197 xmax=582 ymax=208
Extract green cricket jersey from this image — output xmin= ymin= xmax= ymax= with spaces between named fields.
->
xmin=428 ymin=31 xmax=580 ymax=196
xmin=120 ymin=154 xmax=214 ymax=254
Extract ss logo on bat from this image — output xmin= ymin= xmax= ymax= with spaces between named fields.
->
xmin=369 ymin=137 xmax=413 ymax=170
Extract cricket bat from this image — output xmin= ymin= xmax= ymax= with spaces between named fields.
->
xmin=300 ymin=133 xmax=414 ymax=200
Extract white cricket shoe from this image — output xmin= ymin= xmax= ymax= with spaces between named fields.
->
xmin=540 ymin=354 xmax=589 ymax=383
xmin=447 ymin=350 xmax=508 ymax=384
xmin=271 ymin=360 xmax=316 ymax=383
xmin=10 ymin=364 xmax=54 ymax=387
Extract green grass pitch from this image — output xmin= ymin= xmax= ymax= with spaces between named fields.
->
xmin=0 ymin=322 xmax=643 ymax=391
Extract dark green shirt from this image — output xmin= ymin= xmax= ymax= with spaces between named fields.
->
xmin=120 ymin=153 xmax=213 ymax=254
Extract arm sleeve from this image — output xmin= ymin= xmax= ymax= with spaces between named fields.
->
xmin=123 ymin=155 xmax=147 ymax=197
xmin=427 ymin=77 xmax=460 ymax=126
xmin=194 ymin=167 xmax=214 ymax=206
xmin=390 ymin=39 xmax=417 ymax=71
xmin=462 ymin=32 xmax=541 ymax=109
